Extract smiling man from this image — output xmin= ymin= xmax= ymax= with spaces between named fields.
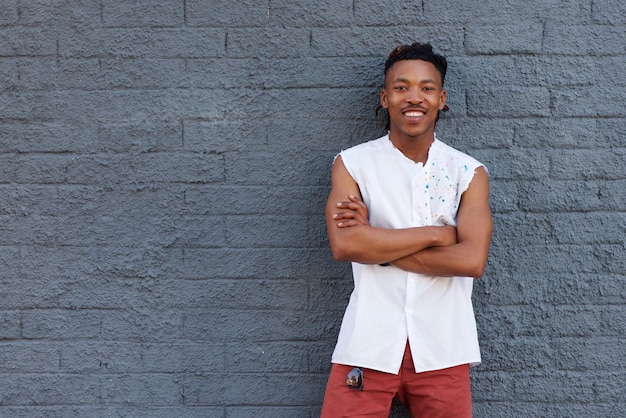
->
xmin=320 ymin=43 xmax=493 ymax=417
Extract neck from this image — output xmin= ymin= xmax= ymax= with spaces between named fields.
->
xmin=388 ymin=131 xmax=435 ymax=164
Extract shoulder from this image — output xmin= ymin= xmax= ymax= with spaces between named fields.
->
xmin=340 ymin=135 xmax=390 ymax=157
xmin=432 ymin=136 xmax=487 ymax=172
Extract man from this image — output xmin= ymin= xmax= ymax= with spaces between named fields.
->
xmin=320 ymin=43 xmax=493 ymax=417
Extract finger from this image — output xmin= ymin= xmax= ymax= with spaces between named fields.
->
xmin=332 ymin=211 xmax=357 ymax=220
xmin=348 ymin=195 xmax=368 ymax=211
xmin=337 ymin=219 xmax=362 ymax=228
xmin=336 ymin=201 xmax=366 ymax=211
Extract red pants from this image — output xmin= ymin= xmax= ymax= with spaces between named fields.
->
xmin=320 ymin=343 xmax=472 ymax=418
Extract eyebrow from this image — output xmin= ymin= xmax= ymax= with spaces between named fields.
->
xmin=390 ymin=77 xmax=438 ymax=84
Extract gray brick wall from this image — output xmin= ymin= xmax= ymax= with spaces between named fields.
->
xmin=0 ymin=1 xmax=623 ymax=417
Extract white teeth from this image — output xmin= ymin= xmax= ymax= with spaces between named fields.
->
xmin=405 ymin=111 xmax=424 ymax=117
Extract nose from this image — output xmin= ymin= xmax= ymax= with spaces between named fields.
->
xmin=406 ymin=87 xmax=423 ymax=104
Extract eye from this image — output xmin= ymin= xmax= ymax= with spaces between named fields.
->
xmin=394 ymin=86 xmax=407 ymax=91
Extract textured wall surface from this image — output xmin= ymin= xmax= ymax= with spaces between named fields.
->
xmin=0 ymin=0 xmax=624 ymax=417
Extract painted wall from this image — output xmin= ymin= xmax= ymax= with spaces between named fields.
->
xmin=0 ymin=1 xmax=624 ymax=416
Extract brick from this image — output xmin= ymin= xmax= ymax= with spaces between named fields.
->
xmin=473 ymin=400 xmax=623 ymax=418
xmin=225 ymin=341 xmax=311 ymax=373
xmin=550 ymin=148 xmax=626 ymax=180
xmin=264 ymin=118 xmax=374 ymax=153
xmin=1 ymin=213 xmax=225 ymax=248
xmin=425 ymin=0 xmax=591 ymax=24
xmin=184 ymin=58 xmax=268 ymax=89
xmin=451 ymin=56 xmax=538 ymax=89
xmin=491 ymin=213 xmax=554 ymax=246
xmin=227 ymin=28 xmax=311 ymax=59
xmin=593 ymin=0 xmax=626 ymax=23
xmin=536 ymin=56 xmax=603 ymax=87
xmin=0 ymin=153 xmax=224 ymax=185
xmin=518 ymin=179 xmax=625 ymax=212
xmin=543 ymin=23 xmax=626 ymax=55
xmin=183 ymin=185 xmax=330 ymax=215
xmin=225 ymin=215 xmax=312 ymax=247
xmin=478 ymin=271 xmax=625 ymax=307
xmin=186 ymin=0 xmax=268 ymax=27
xmin=0 ymin=28 xmax=57 ymax=57
xmin=182 ymin=309 xmax=341 ymax=342
xmin=155 ymin=279 xmax=310 ymax=310
xmin=598 ymin=119 xmax=626 ymax=147
xmin=307 ymin=342 xmax=336 ymax=374
xmin=100 ymin=310 xmax=185 ymax=342
xmin=308 ymin=278 xmax=354 ymax=312
xmin=4 ymin=245 xmax=173 ymax=280
xmin=254 ymin=57 xmax=380 ymax=89
xmin=0 ymin=342 xmax=60 ymax=373
xmin=99 ymin=58 xmax=187 ymax=89
xmin=18 ymin=58 xmax=101 ymax=91
xmin=21 ymin=309 xmax=102 ymax=339
xmin=0 ymin=59 xmax=18 ymax=89
xmin=552 ymin=87 xmax=626 ymax=117
xmin=514 ymin=118 xmax=601 ymax=149
xmin=355 ymin=0 xmax=426 ymax=25
xmin=183 ymin=120 xmax=267 ymax=153
xmin=242 ymin=87 xmax=379 ymax=124
xmin=0 ymin=0 xmax=18 ymax=25
xmin=224 ymin=150 xmax=330 ymax=186
xmin=437 ymin=118 xmax=515 ymax=149
xmin=488 ymin=180 xmax=519 ymax=213
xmin=0 ymin=185 xmax=185 ymax=219
xmin=552 ymin=337 xmax=626 ymax=371
xmin=60 ymin=341 xmax=225 ymax=373
xmin=98 ymin=122 xmax=183 ymax=152
xmin=102 ymin=1 xmax=183 ymax=28
xmin=478 ymin=337 xmax=553 ymax=372
xmin=471 ymin=148 xmax=551 ymax=180
xmin=467 ymin=86 xmax=551 ymax=117
xmin=311 ymin=26 xmax=465 ymax=57
xmin=101 ymin=374 xmax=183 ymax=405
xmin=477 ymin=304 xmax=623 ymax=339
xmin=465 ymin=23 xmax=544 ymax=55
xmin=227 ymin=407 xmax=317 ymax=417
xmin=0 ymin=276 xmax=144 ymax=310
xmin=268 ymin=0 xmax=353 ymax=27
xmin=177 ymin=248 xmax=306 ymax=279
xmin=0 ymin=311 xmax=21 ymax=339
xmin=17 ymin=0 xmax=101 ymax=27
xmin=0 ymin=375 xmax=101 ymax=405
xmin=183 ymin=373 xmax=327 ymax=405
xmin=473 ymin=370 xmax=624 ymax=403
xmin=0 ymin=122 xmax=97 ymax=153
xmin=58 ymin=28 xmax=226 ymax=58
xmin=0 ymin=406 xmax=226 ymax=417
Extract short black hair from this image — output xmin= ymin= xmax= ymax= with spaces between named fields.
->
xmin=384 ymin=42 xmax=447 ymax=86
xmin=377 ymin=42 xmax=449 ymax=129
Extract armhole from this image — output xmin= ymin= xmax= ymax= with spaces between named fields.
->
xmin=460 ymin=164 xmax=487 ymax=195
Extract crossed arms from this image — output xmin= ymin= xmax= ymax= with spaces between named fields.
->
xmin=325 ymin=156 xmax=493 ymax=278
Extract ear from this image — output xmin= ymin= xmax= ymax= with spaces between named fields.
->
xmin=438 ymin=88 xmax=447 ymax=110
xmin=380 ymin=88 xmax=389 ymax=109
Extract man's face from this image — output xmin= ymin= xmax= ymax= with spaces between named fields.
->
xmin=380 ymin=59 xmax=447 ymax=141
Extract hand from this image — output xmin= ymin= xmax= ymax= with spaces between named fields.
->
xmin=332 ymin=195 xmax=370 ymax=228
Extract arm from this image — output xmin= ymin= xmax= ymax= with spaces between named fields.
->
xmin=391 ymin=166 xmax=493 ymax=278
xmin=325 ymin=156 xmax=456 ymax=264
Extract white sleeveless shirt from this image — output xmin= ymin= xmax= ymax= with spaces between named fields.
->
xmin=331 ymin=134 xmax=485 ymax=374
